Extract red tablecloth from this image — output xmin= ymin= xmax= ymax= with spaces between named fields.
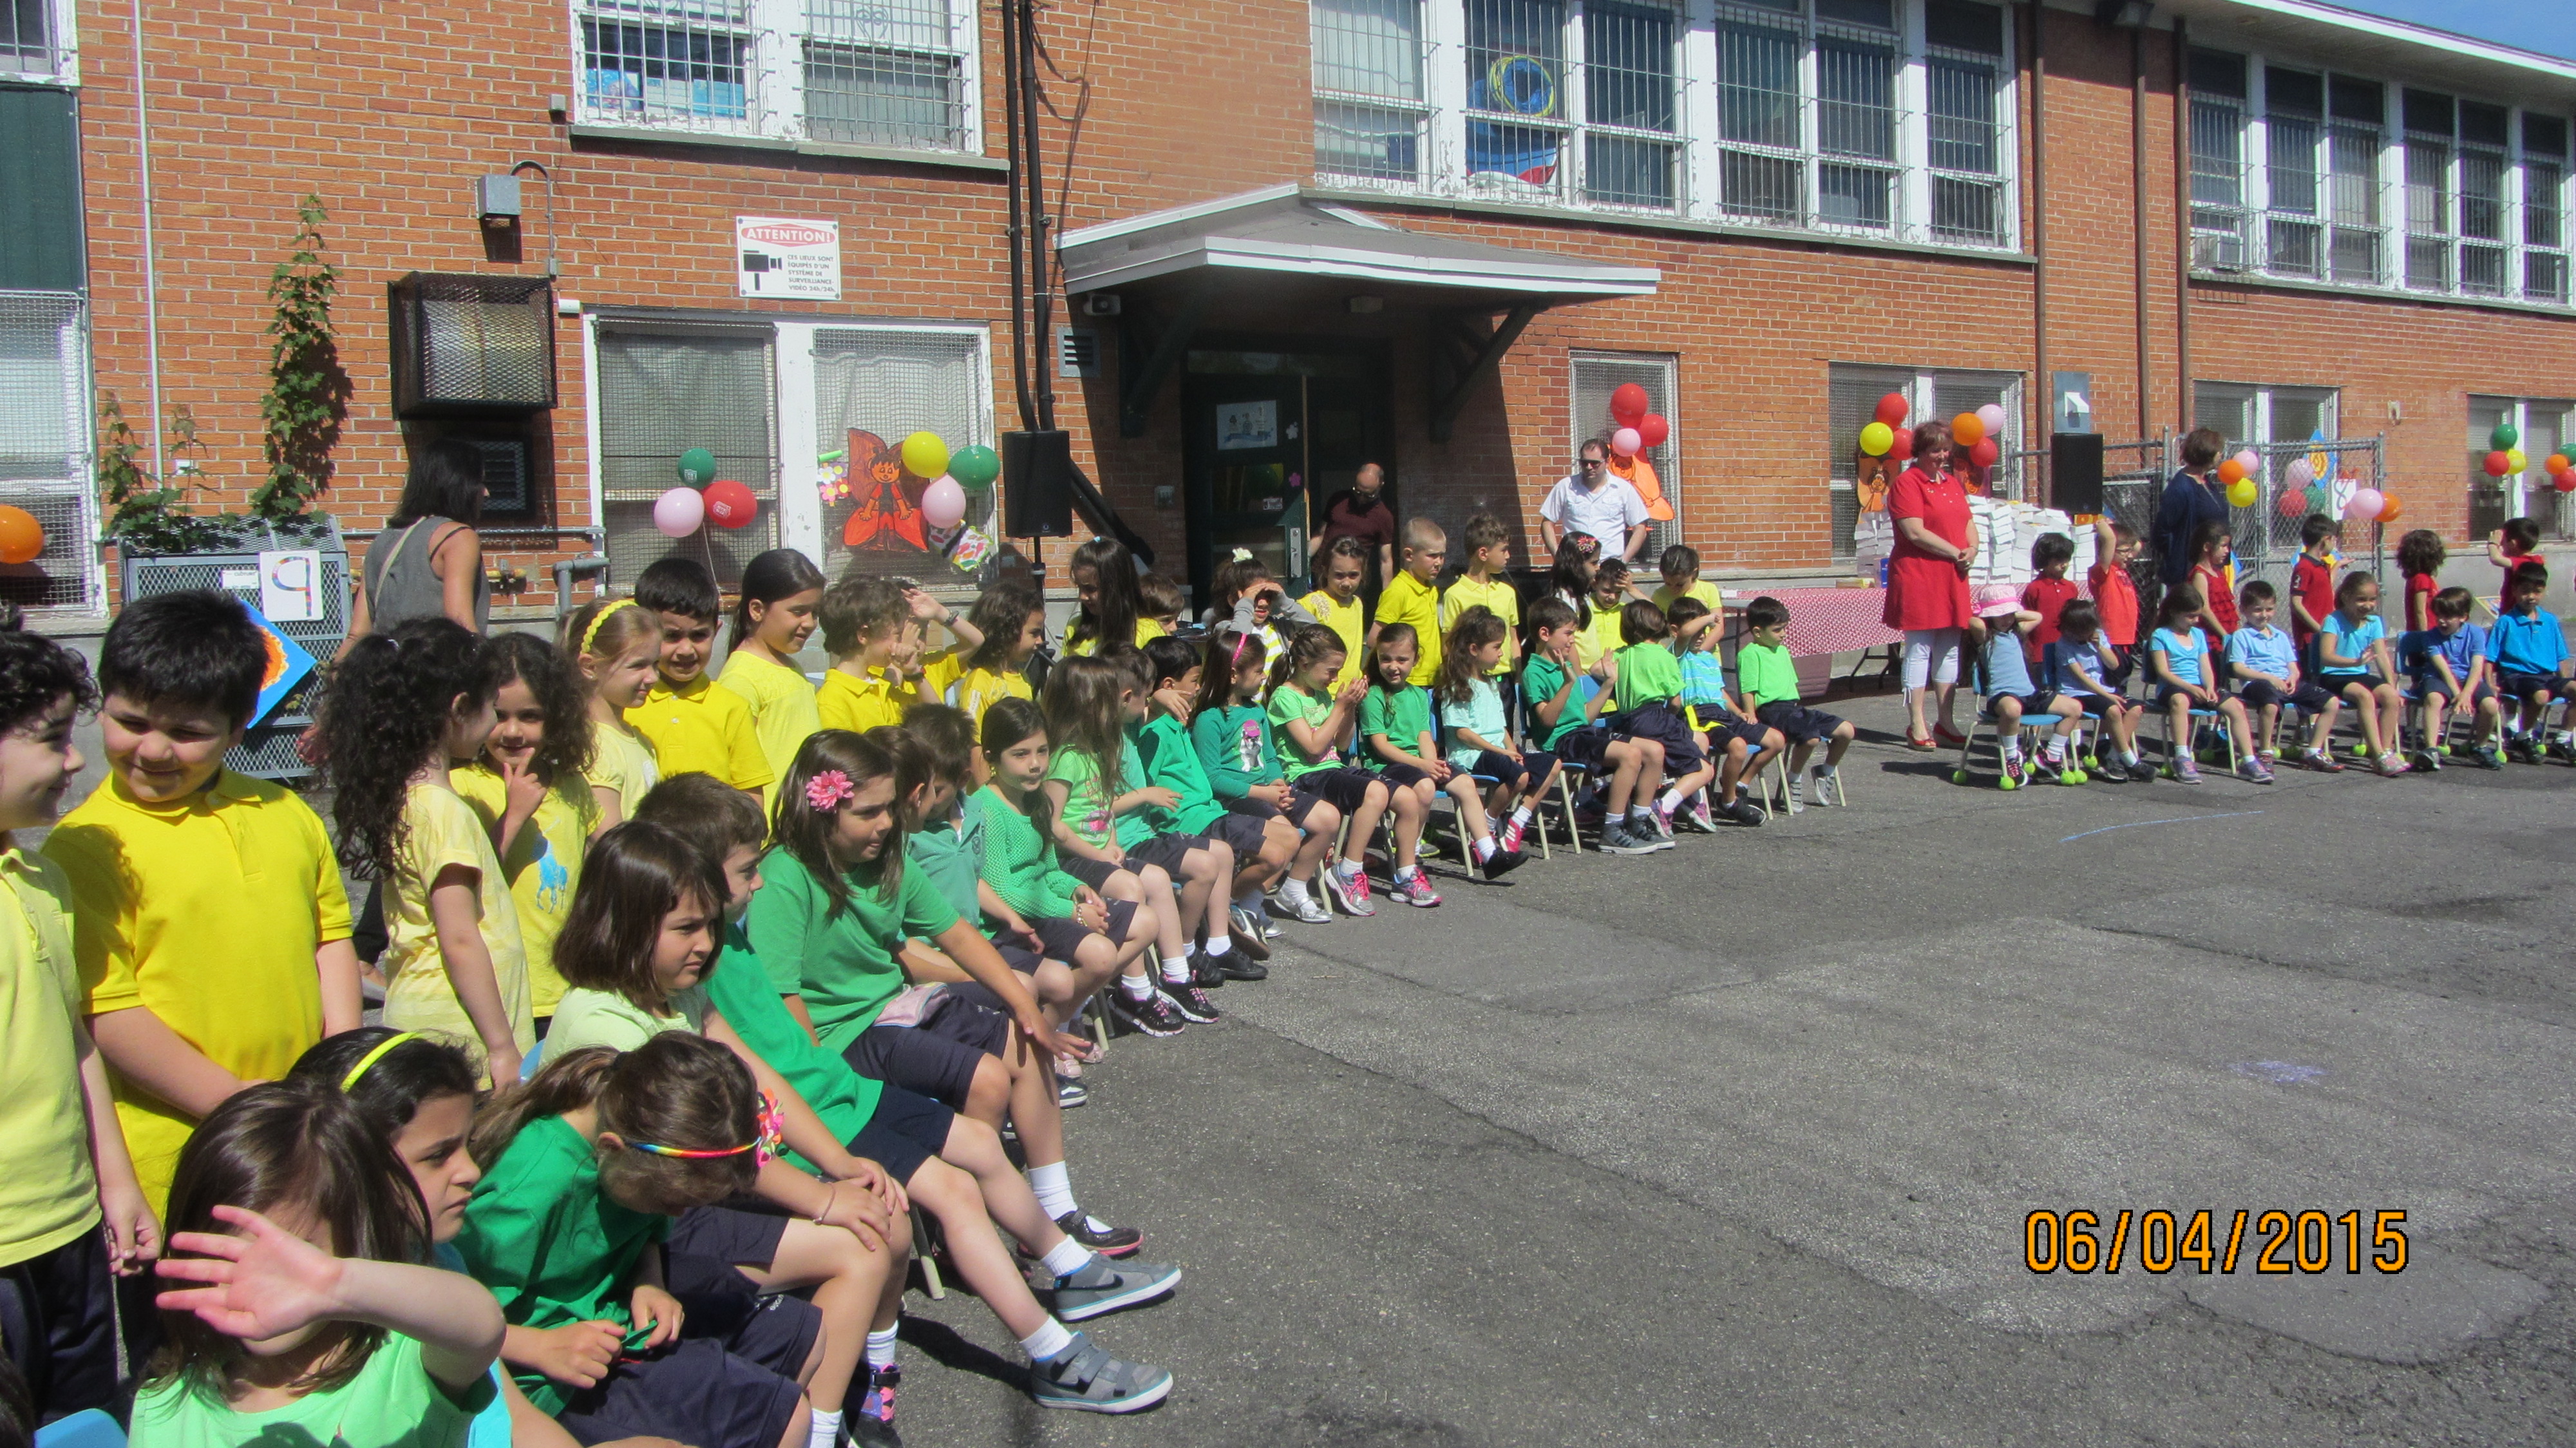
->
xmin=1719 ymin=581 xmax=2097 ymax=658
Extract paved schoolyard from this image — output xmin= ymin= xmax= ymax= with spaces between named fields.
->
xmin=897 ymin=690 xmax=2576 ymax=1446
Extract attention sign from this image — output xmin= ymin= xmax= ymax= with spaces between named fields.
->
xmin=735 ymin=216 xmax=842 ymax=300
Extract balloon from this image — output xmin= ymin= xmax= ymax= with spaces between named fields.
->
xmin=1975 ymin=403 xmax=2007 ymax=438
xmin=2232 ymin=449 xmax=2259 ymax=474
xmin=2275 ymin=486 xmax=2309 ymax=519
xmin=900 ymin=431 xmax=949 ymax=481
xmin=2557 ymin=470 xmax=2576 ymax=494
xmin=2507 ymin=448 xmax=2528 ymax=473
xmin=920 ymin=476 xmax=967 ymax=530
xmin=1875 ymin=392 xmax=1910 ymax=426
xmin=2492 ymin=421 xmax=2519 ymax=451
xmin=1950 ymin=412 xmax=1986 ymax=448
xmin=1886 ymin=426 xmax=1915 ymax=461
xmin=677 ymin=447 xmax=717 ymax=488
xmin=2217 ymin=459 xmax=2248 ymax=486
xmin=2484 ymin=451 xmax=2512 ymax=477
xmin=2377 ymin=496 xmax=2402 ymax=522
xmin=947 ymin=443 xmax=1000 ymax=491
xmin=2284 ymin=457 xmax=2315 ymax=487
xmin=0 ymin=506 xmax=42 ymax=565
xmin=652 ymin=486 xmax=705 ymax=537
xmin=1859 ymin=422 xmax=1895 ymax=457
xmin=2549 ymin=453 xmax=2573 ymax=476
xmin=1610 ymin=383 xmax=1651 ymax=423
xmin=2227 ymin=479 xmax=2257 ymax=508
xmin=1611 ymin=426 xmax=1643 ymax=457
xmin=1969 ymin=437 xmax=2000 ymax=469
xmin=1636 ymin=414 xmax=1670 ymax=450
xmin=703 ymin=479 xmax=757 ymax=529
xmin=2345 ymin=487 xmax=2383 ymax=521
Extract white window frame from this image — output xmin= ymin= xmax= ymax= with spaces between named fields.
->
xmin=2190 ymin=44 xmax=2574 ymax=311
xmin=0 ymin=291 xmax=104 ymax=614
xmin=2467 ymin=394 xmax=2575 ymax=526
xmin=1307 ymin=0 xmax=2020 ymax=252
xmin=2192 ymin=380 xmax=2339 ymax=452
xmin=2 ymin=0 xmax=77 ymax=86
xmin=1569 ymin=348 xmax=1681 ymax=556
xmin=568 ymin=0 xmax=983 ymax=155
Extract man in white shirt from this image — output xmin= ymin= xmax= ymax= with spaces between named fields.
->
xmin=1539 ymin=439 xmax=1651 ymax=562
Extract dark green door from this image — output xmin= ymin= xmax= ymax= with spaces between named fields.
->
xmin=1184 ymin=374 xmax=1309 ymax=607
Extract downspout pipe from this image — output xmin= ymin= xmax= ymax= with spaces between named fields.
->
xmin=2028 ymin=1 xmax=2049 ymax=503
xmin=2172 ymin=15 xmax=2193 ymax=433
xmin=128 ymin=0 xmax=166 ymax=481
xmin=2133 ymin=23 xmax=2152 ymax=437
xmin=1000 ymin=0 xmax=1034 ymax=431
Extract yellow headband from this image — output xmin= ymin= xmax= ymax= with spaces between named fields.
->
xmin=340 ymin=1031 xmax=424 ymax=1092
xmin=582 ymin=597 xmax=641 ymax=656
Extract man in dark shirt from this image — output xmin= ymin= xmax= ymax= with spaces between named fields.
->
xmin=1311 ymin=461 xmax=1396 ymax=595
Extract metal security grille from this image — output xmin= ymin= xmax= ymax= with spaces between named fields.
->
xmin=1926 ymin=52 xmax=2003 ymax=245
xmin=805 ymin=0 xmax=970 ymax=151
xmin=1579 ymin=2 xmax=1678 ymax=209
xmin=1817 ymin=30 xmax=1897 ymax=229
xmin=1716 ymin=16 xmax=1800 ymax=222
xmin=1312 ymin=0 xmax=1428 ymax=186
xmin=0 ymin=291 xmax=95 ymax=611
xmin=1826 ymin=363 xmax=1913 ymax=557
xmin=1464 ymin=0 xmax=1573 ymax=202
xmin=579 ymin=0 xmax=757 ymax=131
xmin=123 ymin=517 xmax=348 ymax=777
xmin=388 ymin=274 xmax=557 ymax=415
xmin=811 ymin=327 xmax=989 ymax=580
xmin=2188 ymin=49 xmax=2251 ymax=271
xmin=1571 ymin=350 xmax=1679 ymax=558
xmin=596 ymin=324 xmax=778 ymax=589
xmin=3 ymin=0 xmax=61 ymax=75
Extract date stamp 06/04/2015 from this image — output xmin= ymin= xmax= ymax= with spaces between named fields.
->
xmin=2024 ymin=1209 xmax=2410 ymax=1276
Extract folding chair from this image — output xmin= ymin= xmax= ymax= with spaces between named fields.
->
xmin=1516 ymin=692 xmax=1584 ymax=855
xmin=2150 ymin=701 xmax=2240 ymax=776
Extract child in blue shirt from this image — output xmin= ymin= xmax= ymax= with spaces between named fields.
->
xmin=2315 ymin=571 xmax=2409 ymax=776
xmin=1663 ymin=596 xmax=1781 ymax=826
xmin=2148 ymin=585 xmax=2260 ymax=784
xmin=2040 ymin=599 xmax=2142 ymax=782
xmin=2225 ymin=579 xmax=2337 ymax=771
xmin=1973 ymin=591 xmax=2085 ymax=786
xmin=2484 ymin=561 xmax=2573 ymax=763
xmin=2399 ymin=585 xmax=2502 ymax=770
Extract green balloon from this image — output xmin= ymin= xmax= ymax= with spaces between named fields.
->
xmin=948 ymin=444 xmax=1000 ymax=491
xmin=677 ymin=448 xmax=717 ymax=488
xmin=2492 ymin=422 xmax=2519 ymax=452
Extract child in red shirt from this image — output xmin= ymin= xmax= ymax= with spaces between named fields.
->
xmin=2020 ymin=532 xmax=2081 ymax=664
xmin=2084 ymin=519 xmax=2142 ymax=686
xmin=2186 ymin=520 xmax=2239 ymax=654
xmin=2397 ymin=529 xmax=2445 ymax=632
xmin=2288 ymin=514 xmax=2340 ymax=651
xmin=2486 ymin=518 xmax=2546 ymax=589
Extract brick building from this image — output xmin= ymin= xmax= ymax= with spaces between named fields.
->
xmin=4 ymin=0 xmax=2571 ymax=621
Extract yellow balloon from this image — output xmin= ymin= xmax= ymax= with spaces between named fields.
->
xmin=2226 ymin=479 xmax=2257 ymax=508
xmin=2507 ymin=447 xmax=2528 ymax=473
xmin=900 ymin=431 xmax=949 ymax=481
xmin=1859 ymin=422 xmax=1894 ymax=456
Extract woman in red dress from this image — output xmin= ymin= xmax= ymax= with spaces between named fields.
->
xmin=1884 ymin=421 xmax=1980 ymax=748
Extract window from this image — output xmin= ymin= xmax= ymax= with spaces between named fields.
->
xmin=0 ymin=292 xmax=97 ymax=610
xmin=2190 ymin=46 xmax=2574 ymax=309
xmin=2192 ymin=382 xmax=2338 ymax=454
xmin=3 ymin=0 xmax=71 ymax=81
xmin=1826 ymin=363 xmax=2022 ymax=557
xmin=1309 ymin=0 xmax=2016 ymax=249
xmin=1571 ymin=351 xmax=1679 ymax=557
xmin=574 ymin=0 xmax=980 ymax=153
xmin=813 ymin=326 xmax=993 ymax=580
xmin=593 ymin=322 xmax=779 ymax=589
xmin=2468 ymin=395 xmax=2575 ymax=537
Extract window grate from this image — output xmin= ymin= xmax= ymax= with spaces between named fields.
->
xmin=805 ymin=0 xmax=971 ymax=151
xmin=595 ymin=325 xmax=778 ymax=589
xmin=0 ymin=290 xmax=98 ymax=611
xmin=580 ymin=0 xmax=757 ymax=131
xmin=1571 ymin=351 xmax=1680 ymax=557
xmin=1580 ymin=2 xmax=1678 ymax=209
xmin=2 ymin=0 xmax=63 ymax=77
xmin=813 ymin=328 xmax=989 ymax=580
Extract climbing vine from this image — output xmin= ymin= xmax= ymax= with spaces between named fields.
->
xmin=251 ymin=194 xmax=347 ymax=519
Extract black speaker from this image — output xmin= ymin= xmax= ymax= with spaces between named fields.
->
xmin=2050 ymin=432 xmax=2105 ymax=515
xmin=1002 ymin=430 xmax=1074 ymax=538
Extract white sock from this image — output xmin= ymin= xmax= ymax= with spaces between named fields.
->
xmin=2002 ymin=738 xmax=2022 ymax=760
xmin=1020 ymin=1317 xmax=1075 ymax=1362
xmin=2045 ymin=736 xmax=2067 ymax=761
xmin=1119 ymin=973 xmax=1155 ymax=1002
xmin=866 ymin=1326 xmax=900 ymax=1372
xmin=1510 ymin=804 xmax=1533 ymax=826
xmin=1160 ymin=951 xmax=1191 ymax=984
xmin=1280 ymin=877 xmax=1312 ymax=904
xmin=1658 ymin=787 xmax=1685 ymax=812
xmin=1472 ymin=835 xmax=1496 ymax=861
xmin=1395 ymin=864 xmax=1419 ymax=882
xmin=808 ymin=1409 xmax=841 ymax=1448
xmin=1629 ymin=806 xmax=1654 ymax=824
xmin=1336 ymin=859 xmax=1362 ymax=882
xmin=1027 ymin=1160 xmax=1076 ymax=1221
xmin=1039 ymin=1237 xmax=1094 ymax=1279
xmin=1204 ymin=935 xmax=1231 ymax=957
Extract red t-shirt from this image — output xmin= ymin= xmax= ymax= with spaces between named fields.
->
xmin=2020 ymin=575 xmax=2081 ymax=660
xmin=2498 ymin=548 xmax=2547 ymax=586
xmin=2289 ymin=554 xmax=2334 ymax=643
xmin=2193 ymin=563 xmax=2240 ymax=653
xmin=2087 ymin=561 xmax=2139 ymax=649
xmin=2403 ymin=570 xmax=2438 ymax=632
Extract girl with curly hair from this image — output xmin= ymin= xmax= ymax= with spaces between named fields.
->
xmin=450 ymin=632 xmax=601 ymax=1033
xmin=318 ymin=618 xmax=531 ymax=1085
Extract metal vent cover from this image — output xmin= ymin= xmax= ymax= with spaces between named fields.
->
xmin=388 ymin=273 xmax=558 ymax=415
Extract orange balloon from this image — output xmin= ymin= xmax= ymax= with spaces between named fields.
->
xmin=0 ymin=506 xmax=43 ymax=566
xmin=2378 ymin=496 xmax=2402 ymax=522
xmin=2216 ymin=458 xmax=2248 ymax=486
xmin=2549 ymin=453 xmax=2572 ymax=475
xmin=1950 ymin=412 xmax=1986 ymax=449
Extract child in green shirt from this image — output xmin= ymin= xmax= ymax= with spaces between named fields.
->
xmin=1664 ymin=595 xmax=1785 ymax=828
xmin=1142 ymin=637 xmax=1298 ymax=957
xmin=1605 ymin=601 xmax=1716 ymax=839
xmin=1518 ymin=597 xmax=1669 ymax=855
xmin=1266 ymin=624 xmax=1403 ymax=915
xmin=1188 ymin=629 xmax=1346 ymax=924
xmin=1354 ymin=623 xmax=1452 ymax=906
xmin=1737 ymin=596 xmax=1855 ymax=809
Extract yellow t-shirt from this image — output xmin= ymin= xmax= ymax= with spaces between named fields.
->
xmin=1061 ymin=616 xmax=1167 ymax=658
xmin=0 ymin=844 xmax=97 ymax=1265
xmin=956 ymin=663 xmax=1034 ymax=730
xmin=1578 ymin=604 xmax=1627 ymax=671
xmin=380 ymin=781 xmax=533 ymax=1080
xmin=918 ymin=647 xmax=965 ymax=707
xmin=817 ymin=668 xmax=909 ymax=734
xmin=451 ymin=765 xmax=600 ymax=1020
xmin=717 ymin=651 xmax=823 ymax=810
xmin=48 ymin=770 xmax=352 ymax=1214
xmin=627 ymin=675 xmax=773 ymax=793
xmin=1651 ymin=580 xmax=1722 ymax=617
xmin=1375 ymin=571 xmax=1443 ymax=686
xmin=1300 ymin=591 xmax=1368 ymax=690
xmin=586 ymin=721 xmax=659 ymax=823
xmin=1439 ymin=573 xmax=1520 ymax=676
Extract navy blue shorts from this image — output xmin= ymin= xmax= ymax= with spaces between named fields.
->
xmin=1456 ymin=748 xmax=1557 ymax=790
xmin=845 ymin=993 xmax=1010 ymax=1110
xmin=1292 ymin=766 xmax=1383 ymax=814
xmin=2495 ymin=669 xmax=2560 ymax=703
xmin=2239 ymin=678 xmax=2334 ymax=712
xmin=846 ymin=1083 xmax=958 ymax=1188
xmin=2415 ymin=680 xmax=2497 ymax=710
xmin=1121 ymin=831 xmax=1207 ymax=875
xmin=2072 ymin=691 xmax=2129 ymax=717
xmin=1754 ymin=701 xmax=1843 ymax=744
xmin=1984 ymin=689 xmax=2060 ymax=718
xmin=665 ymin=1203 xmax=790 ymax=1295
xmin=1551 ymin=723 xmax=1615 ymax=768
xmin=1372 ymin=760 xmax=1435 ymax=787
xmin=2153 ymin=683 xmax=2213 ymax=710
xmin=0 ymin=1228 xmax=120 ymax=1422
xmin=1195 ymin=809 xmax=1272 ymax=861
xmin=1617 ymin=701 xmax=1705 ymax=769
xmin=556 ymin=1275 xmax=820 ymax=1448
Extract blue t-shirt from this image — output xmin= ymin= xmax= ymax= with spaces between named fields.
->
xmin=2042 ymin=638 xmax=2114 ymax=694
xmin=2316 ymin=611 xmax=2385 ymax=676
xmin=2225 ymin=625 xmax=2297 ymax=683
xmin=2485 ymin=608 xmax=2569 ymax=676
xmin=1982 ymin=628 xmax=2035 ymax=698
xmin=2152 ymin=627 xmax=2206 ymax=687
xmin=1678 ymin=651 xmax=1728 ymax=708
xmin=2400 ymin=622 xmax=2486 ymax=687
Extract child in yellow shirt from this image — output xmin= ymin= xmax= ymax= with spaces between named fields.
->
xmin=451 ymin=632 xmax=603 ymax=1032
xmin=954 ymin=582 xmax=1046 ymax=734
xmin=50 ymin=591 xmax=361 ymax=1214
xmin=623 ymin=557 xmax=772 ymax=795
xmin=816 ymin=576 xmax=915 ymax=732
xmin=1651 ymin=542 xmax=1722 ymax=618
xmin=1372 ymin=517 xmax=1446 ymax=687
xmin=560 ymin=595 xmax=662 ymax=827
xmin=1300 ymin=537 xmax=1372 ymax=691
xmin=715 ymin=548 xmax=828 ymax=797
xmin=887 ymin=580 xmax=983 ymax=710
xmin=1439 ymin=512 xmax=1520 ymax=690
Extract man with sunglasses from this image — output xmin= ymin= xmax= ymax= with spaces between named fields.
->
xmin=1540 ymin=439 xmax=1651 ymax=564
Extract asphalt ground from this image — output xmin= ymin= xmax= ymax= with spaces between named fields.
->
xmin=890 ymin=691 xmax=2576 ymax=1447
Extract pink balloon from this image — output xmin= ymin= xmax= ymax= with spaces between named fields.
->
xmin=1611 ymin=426 xmax=1642 ymax=457
xmin=652 ymin=486 xmax=705 ymax=537
xmin=2233 ymin=448 xmax=2260 ymax=474
xmin=1975 ymin=403 xmax=2007 ymax=437
xmin=2344 ymin=487 xmax=2384 ymax=522
xmin=921 ymin=475 xmax=967 ymax=530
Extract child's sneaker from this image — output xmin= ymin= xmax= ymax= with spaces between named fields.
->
xmin=1497 ymin=816 xmax=1528 ymax=855
xmin=1320 ymin=867 xmax=1376 ymax=917
xmin=1680 ymin=794 xmax=1720 ymax=833
xmin=1786 ymin=775 xmax=1808 ymax=814
xmin=1050 ymin=1255 xmax=1180 ymax=1322
xmin=857 ymin=1362 xmax=900 ymax=1441
xmin=1271 ymin=886 xmax=1332 ymax=924
xmin=1998 ymin=752 xmax=2028 ymax=789
xmin=2172 ymin=757 xmax=2203 ymax=784
xmin=1056 ymin=1074 xmax=1090 ymax=1109
xmin=2550 ymin=734 xmax=2576 ymax=764
xmin=1388 ymin=869 xmax=1442 ymax=908
xmin=1053 ymin=1210 xmax=1143 ymax=1259
xmin=2094 ymin=754 xmax=2128 ymax=783
xmin=2237 ymin=758 xmax=2275 ymax=785
xmin=1161 ymin=980 xmax=1221 ymax=1022
xmin=1597 ymin=820 xmax=1660 ymax=855
xmin=2302 ymin=748 xmax=2345 ymax=774
xmin=2473 ymin=743 xmax=2506 ymax=770
xmin=2509 ymin=733 xmax=2542 ymax=765
xmin=1651 ymin=799 xmax=1678 ymax=837
xmin=1813 ymin=764 xmax=1841 ymax=802
xmin=1479 ymin=846 xmax=1528 ymax=879
xmin=1720 ymin=798 xmax=1766 ymax=826
xmin=1028 ymin=1332 xmax=1172 ymax=1414
xmin=2374 ymin=752 xmax=2410 ymax=777
xmin=2412 ymin=747 xmax=2443 ymax=773
xmin=1224 ymin=906 xmax=1271 ymax=961
xmin=1108 ymin=988 xmax=1186 ymax=1038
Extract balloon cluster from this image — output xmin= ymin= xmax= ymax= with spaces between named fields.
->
xmin=654 ymin=447 xmax=759 ymax=538
xmin=1855 ymin=395 xmax=2007 ymax=471
xmin=1606 ymin=383 xmax=1671 ymax=459
xmin=649 ymin=428 xmax=1003 ymax=540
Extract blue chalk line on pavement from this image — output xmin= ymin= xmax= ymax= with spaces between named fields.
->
xmin=2059 ymin=810 xmax=2264 ymax=844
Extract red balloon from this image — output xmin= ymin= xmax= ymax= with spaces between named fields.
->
xmin=1874 ymin=392 xmax=1910 ymax=426
xmin=1609 ymin=382 xmax=1650 ymax=423
xmin=704 ymin=478 xmax=758 ymax=529
xmin=1636 ymin=414 xmax=1669 ymax=450
xmin=1886 ymin=426 xmax=1915 ymax=461
xmin=2556 ymin=469 xmax=2576 ymax=494
xmin=1969 ymin=437 xmax=2001 ymax=469
xmin=2484 ymin=451 xmax=2512 ymax=478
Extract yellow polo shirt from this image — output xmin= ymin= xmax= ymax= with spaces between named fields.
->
xmin=1300 ymin=591 xmax=1368 ymax=691
xmin=956 ymin=664 xmax=1034 ymax=730
xmin=627 ymin=674 xmax=773 ymax=792
xmin=1577 ymin=603 xmax=1627 ymax=670
xmin=0 ymin=843 xmax=96 ymax=1266
xmin=1374 ymin=571 xmax=1443 ymax=686
xmin=817 ymin=668 xmax=909 ymax=734
xmin=48 ymin=770 xmax=352 ymax=1214
xmin=586 ymin=722 xmax=659 ymax=823
xmin=1651 ymin=580 xmax=1722 ymax=616
xmin=717 ymin=651 xmax=823 ymax=810
xmin=1439 ymin=573 xmax=1520 ymax=676
xmin=381 ymin=781 xmax=533 ymax=1081
xmin=1060 ymin=616 xmax=1167 ymax=659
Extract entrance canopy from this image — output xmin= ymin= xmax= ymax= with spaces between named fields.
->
xmin=1059 ymin=186 xmax=1660 ymax=441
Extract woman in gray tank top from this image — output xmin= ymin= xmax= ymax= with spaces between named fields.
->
xmin=343 ymin=438 xmax=490 ymax=655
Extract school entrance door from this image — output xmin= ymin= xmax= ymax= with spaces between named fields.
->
xmin=1182 ymin=348 xmax=1387 ymax=604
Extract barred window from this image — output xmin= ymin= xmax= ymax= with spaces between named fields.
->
xmin=594 ymin=323 xmax=779 ymax=590
xmin=1826 ymin=363 xmax=2022 ymax=556
xmin=1571 ymin=351 xmax=1680 ymax=557
xmin=806 ymin=0 xmax=974 ymax=151
xmin=1 ymin=0 xmax=69 ymax=81
xmin=0 ymin=291 xmax=99 ymax=611
xmin=1312 ymin=0 xmax=1429 ymax=185
xmin=813 ymin=327 xmax=992 ymax=580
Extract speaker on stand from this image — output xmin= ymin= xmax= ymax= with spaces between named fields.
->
xmin=2050 ymin=432 xmax=2106 ymax=517
xmin=1002 ymin=430 xmax=1075 ymax=539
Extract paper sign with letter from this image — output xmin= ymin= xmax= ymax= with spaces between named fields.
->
xmin=257 ymin=550 xmax=326 ymax=624
xmin=243 ymin=605 xmax=317 ymax=726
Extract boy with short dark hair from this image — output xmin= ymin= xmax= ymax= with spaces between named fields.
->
xmin=1440 ymin=513 xmax=1520 ymax=691
xmin=2486 ymin=516 xmax=2546 ymax=586
xmin=2486 ymin=562 xmax=2571 ymax=763
xmin=48 ymin=591 xmax=360 ymax=1216
xmin=1136 ymin=574 xmax=1188 ymax=640
xmin=0 ymin=629 xmax=158 ymax=1422
xmin=2288 ymin=514 xmax=2342 ymax=655
xmin=1665 ymin=595 xmax=1780 ymax=826
xmin=624 ymin=557 xmax=773 ymax=794
xmin=1736 ymin=596 xmax=1854 ymax=808
xmin=2226 ymin=578 xmax=2336 ymax=768
xmin=2021 ymin=533 xmax=2079 ymax=662
xmin=1374 ymin=517 xmax=1447 ymax=686
xmin=1520 ymin=597 xmax=1667 ymax=855
xmin=1651 ymin=543 xmax=1720 ymax=617
xmin=817 ymin=577 xmax=916 ymax=733
xmin=2402 ymin=585 xmax=2501 ymax=770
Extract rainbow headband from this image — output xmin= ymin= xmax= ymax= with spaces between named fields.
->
xmin=625 ymin=1092 xmax=784 ymax=1167
xmin=340 ymin=1032 xmax=424 ymax=1091
xmin=582 ymin=597 xmax=641 ymax=654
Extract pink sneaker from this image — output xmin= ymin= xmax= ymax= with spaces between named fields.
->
xmin=1388 ymin=869 xmax=1442 ymax=908
xmin=1498 ymin=816 xmax=1527 ymax=855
